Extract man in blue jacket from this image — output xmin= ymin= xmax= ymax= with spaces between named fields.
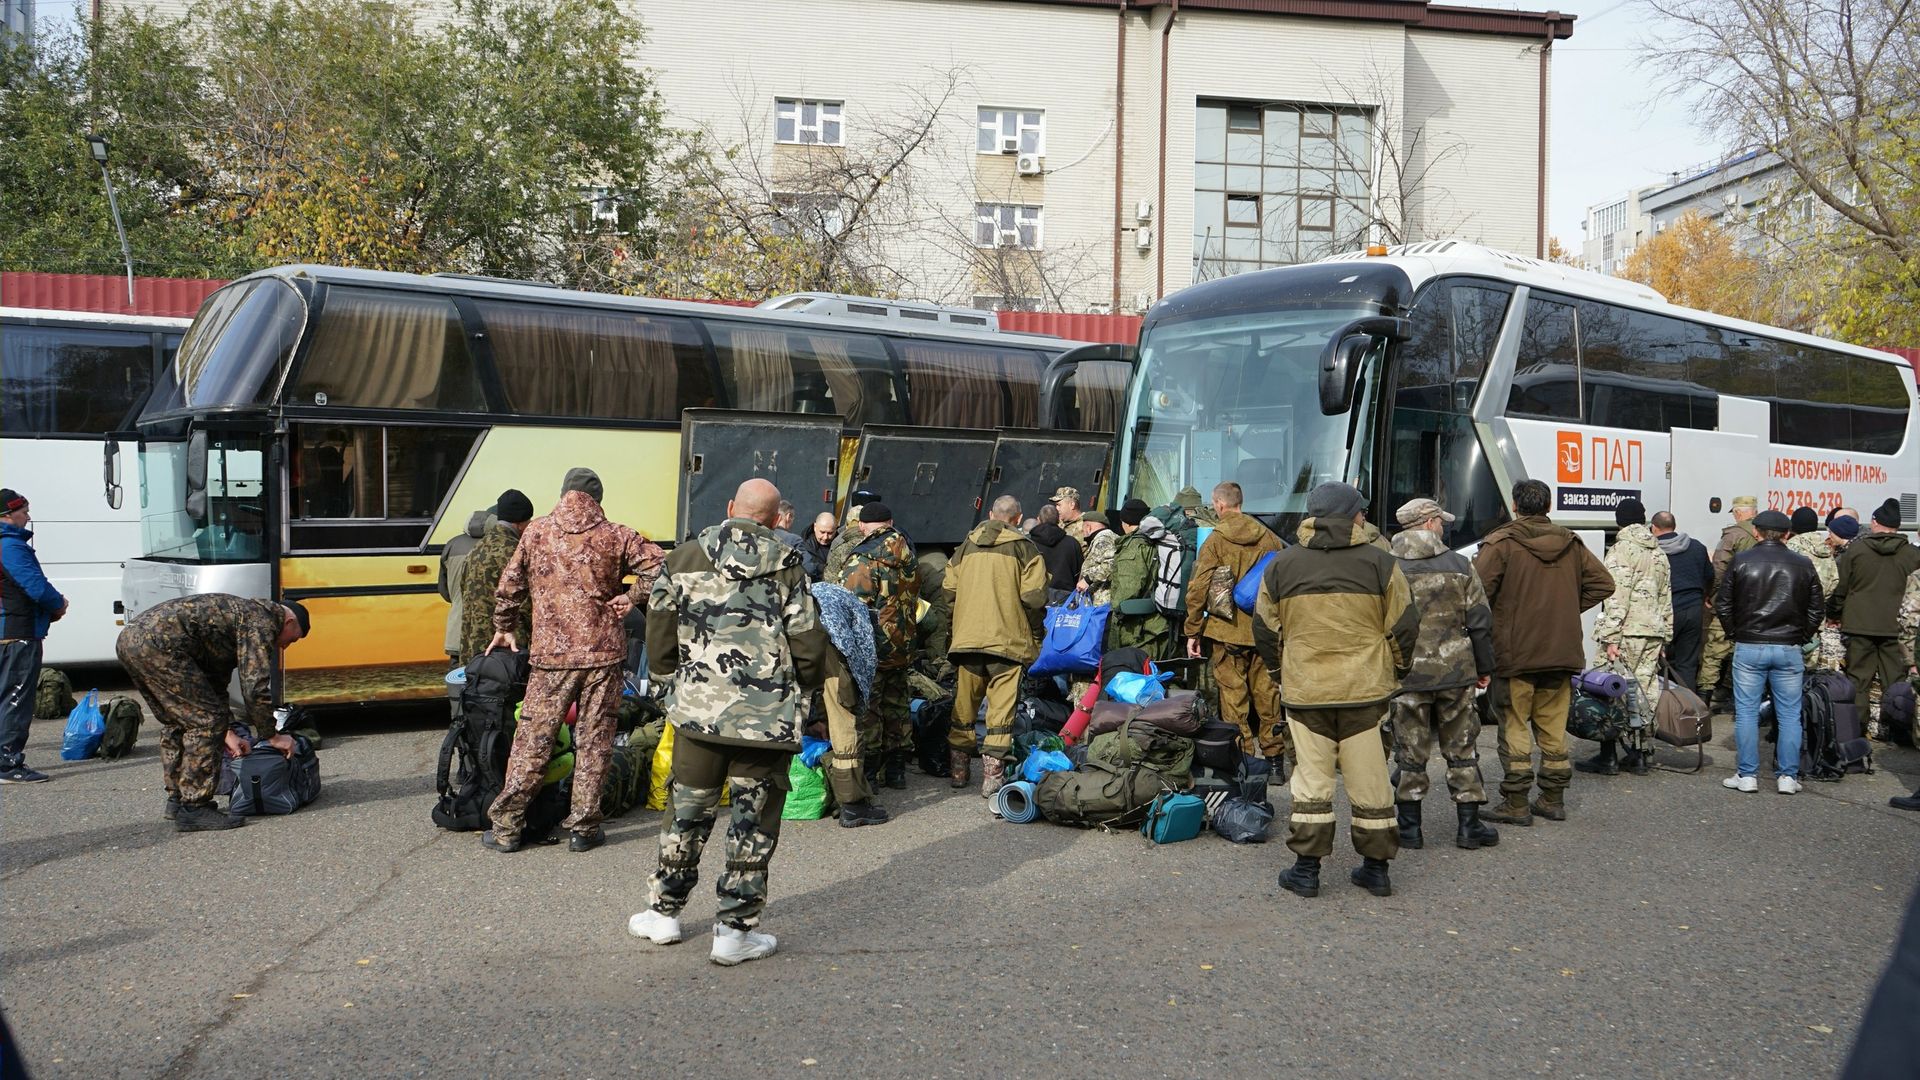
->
xmin=1 ymin=488 xmax=68 ymax=783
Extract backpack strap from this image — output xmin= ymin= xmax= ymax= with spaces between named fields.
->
xmin=435 ymin=718 xmax=465 ymax=796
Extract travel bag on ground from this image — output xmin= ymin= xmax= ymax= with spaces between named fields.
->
xmin=1032 ymin=758 xmax=1166 ymax=828
xmin=911 ymin=696 xmax=955 ymax=776
xmin=432 ymin=649 xmax=530 ymax=830
xmin=1141 ymin=791 xmax=1206 ymax=843
xmin=1652 ymin=668 xmax=1711 ymax=772
xmin=227 ymin=735 xmax=321 ymax=815
xmin=1193 ymin=719 xmax=1241 ymax=771
xmin=1567 ymin=688 xmax=1627 ymax=744
xmin=1086 ymin=690 xmax=1205 ymax=741
xmin=1087 ymin=718 xmax=1195 ymax=788
xmin=1811 ymin=672 xmax=1870 ymax=774
xmin=1881 ymin=679 xmax=1917 ymax=744
xmin=35 ymin=667 xmax=75 ymax=721
xmin=97 ymin=697 xmax=143 ymax=759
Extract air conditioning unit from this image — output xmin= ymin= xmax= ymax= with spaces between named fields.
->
xmin=997 ymin=229 xmax=1021 ymax=248
xmin=1135 ymin=227 xmax=1153 ymax=251
xmin=1016 ymin=153 xmax=1044 ymax=176
xmin=1136 ymin=199 xmax=1154 ymax=224
xmin=1000 ymin=135 xmax=1020 ymax=155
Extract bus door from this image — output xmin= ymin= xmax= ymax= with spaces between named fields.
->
xmin=1669 ymin=424 xmax=1768 ymax=539
xmin=849 ymin=425 xmax=997 ymax=546
xmin=981 ymin=430 xmax=1113 ymax=526
xmin=678 ymin=409 xmax=845 ymax=543
xmin=1041 ymin=343 xmax=1136 ymax=433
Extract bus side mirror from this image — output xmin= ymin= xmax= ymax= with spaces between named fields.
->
xmin=103 ymin=440 xmax=123 ymax=511
xmin=1318 ymin=316 xmax=1411 ymax=415
xmin=185 ymin=429 xmax=209 ymax=526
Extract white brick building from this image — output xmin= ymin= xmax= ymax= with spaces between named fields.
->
xmin=104 ymin=0 xmax=1574 ymax=311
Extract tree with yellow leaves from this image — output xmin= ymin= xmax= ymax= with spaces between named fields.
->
xmin=1617 ymin=211 xmax=1785 ymax=324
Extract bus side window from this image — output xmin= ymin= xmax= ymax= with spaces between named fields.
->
xmin=479 ymin=302 xmax=714 ymax=421
xmin=709 ymin=325 xmax=901 ymax=427
xmin=293 ymin=288 xmax=485 ymax=412
xmin=0 ymin=326 xmax=154 ymax=434
xmin=1386 ymin=283 xmax=1511 ymax=546
xmin=899 ymin=342 xmax=1043 ymax=428
xmin=290 ymin=424 xmax=480 ymax=550
xmin=1507 ymin=298 xmax=1581 ymax=421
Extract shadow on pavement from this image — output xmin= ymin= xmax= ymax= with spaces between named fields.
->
xmin=2 ymin=925 xmax=159 ymax=968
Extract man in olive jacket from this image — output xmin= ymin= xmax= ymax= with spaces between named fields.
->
xmin=1472 ymin=479 xmax=1615 ymax=826
xmin=1830 ymin=502 xmax=1920 ymax=729
xmin=943 ymin=494 xmax=1049 ymax=801
xmin=1184 ymin=482 xmax=1288 ymax=769
xmin=1255 ymin=482 xmax=1419 ymax=900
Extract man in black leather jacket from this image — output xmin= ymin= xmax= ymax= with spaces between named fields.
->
xmin=1713 ymin=510 xmax=1826 ymax=795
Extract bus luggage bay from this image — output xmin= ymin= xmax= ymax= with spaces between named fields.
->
xmin=119 ymin=267 xmax=1121 ymax=706
xmin=1087 ymin=240 xmax=1915 ymax=548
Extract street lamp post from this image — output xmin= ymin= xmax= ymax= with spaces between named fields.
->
xmin=85 ymin=134 xmax=136 ymax=306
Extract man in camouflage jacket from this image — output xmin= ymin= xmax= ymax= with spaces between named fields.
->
xmin=1786 ymin=507 xmax=1844 ymax=673
xmin=457 ymin=489 xmax=533 ymax=664
xmin=484 ymin=469 xmax=664 ymax=854
xmin=1700 ymin=496 xmax=1760 ymax=708
xmin=834 ymin=501 xmax=919 ymax=789
xmin=1387 ymin=499 xmax=1498 ymax=852
xmin=116 ymin=594 xmax=310 ymax=831
xmin=1583 ymin=498 xmax=1673 ymax=776
xmin=630 ymin=478 xmax=827 ymax=963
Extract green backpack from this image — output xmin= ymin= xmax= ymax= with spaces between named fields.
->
xmin=1087 ymin=720 xmax=1195 ymax=789
xmin=34 ymin=668 xmax=75 ymax=721
xmin=1031 ymin=758 xmax=1168 ymax=828
xmin=98 ymin=697 xmax=144 ymax=759
xmin=598 ymin=742 xmax=649 ymax=819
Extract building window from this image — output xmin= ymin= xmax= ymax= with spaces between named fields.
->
xmin=771 ymin=192 xmax=847 ymax=239
xmin=974 ymin=204 xmax=1043 ymax=249
xmin=775 ymin=98 xmax=844 ymax=146
xmin=1193 ymin=100 xmax=1372 ymax=278
xmin=977 ymin=108 xmax=1044 ymax=155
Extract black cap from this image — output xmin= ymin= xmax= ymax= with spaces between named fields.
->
xmin=283 ymin=600 xmax=311 ymax=638
xmin=1873 ymin=502 xmax=1902 ymax=528
xmin=1306 ymin=482 xmax=1366 ymax=519
xmin=849 ymin=489 xmax=880 ymax=508
xmin=1119 ymin=498 xmax=1151 ymax=527
xmin=859 ymin=501 xmax=893 ymax=524
xmin=496 ymin=489 xmax=534 ymax=524
xmin=1753 ymin=510 xmax=1792 ymax=533
xmin=1614 ymin=497 xmax=1646 ymax=528
xmin=1790 ymin=507 xmax=1819 ymax=535
xmin=0 ymin=488 xmax=25 ymax=513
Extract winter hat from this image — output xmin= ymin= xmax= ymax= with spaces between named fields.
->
xmin=1306 ymin=482 xmax=1366 ymax=519
xmin=496 ymin=489 xmax=534 ymax=524
xmin=0 ymin=488 xmax=25 ymax=514
xmin=1873 ymin=501 xmax=1902 ymax=529
xmin=1614 ymin=498 xmax=1646 ymax=528
xmin=859 ymin=502 xmax=894 ymax=524
xmin=1752 ymin=510 xmax=1792 ymax=533
xmin=1118 ymin=498 xmax=1151 ymax=527
xmin=1830 ymin=515 xmax=1860 ymax=540
xmin=1789 ymin=507 xmax=1819 ymax=536
xmin=561 ymin=467 xmax=604 ymax=503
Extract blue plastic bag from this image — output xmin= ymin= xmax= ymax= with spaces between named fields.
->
xmin=1105 ymin=669 xmax=1173 ymax=705
xmin=798 ymin=736 xmax=832 ymax=769
xmin=1233 ymin=551 xmax=1280 ymax=613
xmin=1029 ymin=593 xmax=1109 ymax=677
xmin=1020 ymin=749 xmax=1074 ymax=784
xmin=60 ymin=690 xmax=105 ymax=761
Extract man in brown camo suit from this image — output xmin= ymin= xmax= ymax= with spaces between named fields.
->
xmin=483 ymin=468 xmax=664 ymax=853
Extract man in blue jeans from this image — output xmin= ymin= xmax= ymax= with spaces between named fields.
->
xmin=1713 ymin=509 xmax=1825 ymax=795
xmin=1 ymin=488 xmax=68 ymax=784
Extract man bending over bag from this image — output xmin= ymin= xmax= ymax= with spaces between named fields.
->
xmin=116 ymin=594 xmax=310 ymax=832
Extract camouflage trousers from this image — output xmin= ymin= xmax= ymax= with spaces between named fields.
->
xmin=862 ymin=666 xmax=913 ymax=757
xmin=1806 ymin=623 xmax=1846 ymax=674
xmin=116 ymin=633 xmax=227 ymax=806
xmin=1211 ymin=641 xmax=1286 ymax=759
xmin=489 ymin=663 xmax=620 ymax=842
xmin=1597 ymin=637 xmax=1665 ymax=756
xmin=1390 ymin=687 xmax=1485 ymax=804
xmin=820 ymin=672 xmax=873 ymax=806
xmin=1286 ymin=706 xmax=1397 ymax=861
xmin=951 ymin=653 xmax=1022 ymax=760
xmin=647 ymin=731 xmax=791 ymax=931
xmin=1700 ymin=618 xmax=1733 ymax=702
xmin=1493 ymin=673 xmax=1573 ymax=798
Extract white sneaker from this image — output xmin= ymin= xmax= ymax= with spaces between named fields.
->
xmin=1722 ymin=775 xmax=1759 ymax=793
xmin=710 ymin=923 xmax=777 ymax=966
xmin=626 ymin=908 xmax=684 ymax=945
xmin=1777 ymin=775 xmax=1803 ymax=795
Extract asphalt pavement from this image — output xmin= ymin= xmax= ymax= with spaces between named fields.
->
xmin=4 ymin=679 xmax=1918 ymax=1079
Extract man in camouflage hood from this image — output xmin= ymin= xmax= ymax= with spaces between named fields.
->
xmin=631 ymin=479 xmax=827 ymax=966
xmin=1581 ymin=498 xmax=1672 ymax=777
xmin=834 ymin=501 xmax=920 ymax=790
xmin=484 ymin=469 xmax=664 ymax=854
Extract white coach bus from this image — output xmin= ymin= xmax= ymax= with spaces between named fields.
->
xmin=0 ymin=307 xmax=190 ymax=665
xmin=1086 ymin=240 xmax=1915 ymax=545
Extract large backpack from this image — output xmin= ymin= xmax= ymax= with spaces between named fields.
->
xmin=34 ymin=667 xmax=74 ymax=721
xmin=1810 ymin=672 xmax=1871 ymax=775
xmin=1087 ymin=718 xmax=1195 ymax=788
xmin=227 ymin=735 xmax=322 ymax=815
xmin=1032 ymin=758 xmax=1168 ymax=828
xmin=1148 ymin=506 xmax=1199 ymax=618
xmin=98 ymin=697 xmax=144 ymax=759
xmin=433 ymin=650 xmax=531 ymax=832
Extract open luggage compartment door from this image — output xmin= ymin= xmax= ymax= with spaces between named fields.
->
xmin=982 ymin=429 xmax=1115 ymax=522
xmin=848 ymin=425 xmax=998 ymax=546
xmin=678 ymin=410 xmax=844 ymax=543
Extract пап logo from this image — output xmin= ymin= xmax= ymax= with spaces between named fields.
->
xmin=1556 ymin=431 xmax=1583 ymax=484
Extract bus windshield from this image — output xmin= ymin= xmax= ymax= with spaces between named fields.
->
xmin=1118 ymin=305 xmax=1383 ymax=526
xmin=138 ymin=432 xmax=268 ymax=562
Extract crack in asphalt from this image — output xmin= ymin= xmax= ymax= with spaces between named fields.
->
xmin=156 ymin=831 xmax=443 ymax=1080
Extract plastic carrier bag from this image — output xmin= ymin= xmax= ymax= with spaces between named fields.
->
xmin=59 ymin=690 xmax=105 ymax=761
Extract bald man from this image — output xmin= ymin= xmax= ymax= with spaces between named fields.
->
xmin=633 ymin=478 xmax=828 ymax=964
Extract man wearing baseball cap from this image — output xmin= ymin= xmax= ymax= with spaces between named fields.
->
xmin=1049 ymin=487 xmax=1089 ymax=551
xmin=1699 ymin=495 xmax=1761 ymax=712
xmin=1386 ymin=498 xmax=1499 ymax=851
xmin=0 ymin=489 xmax=67 ymax=783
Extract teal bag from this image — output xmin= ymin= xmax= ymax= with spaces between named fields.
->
xmin=1140 ymin=791 xmax=1205 ymax=844
xmin=782 ymin=758 xmax=831 ymax=820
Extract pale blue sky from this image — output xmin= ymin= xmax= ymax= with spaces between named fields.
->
xmin=1548 ymin=0 xmax=1721 ymax=249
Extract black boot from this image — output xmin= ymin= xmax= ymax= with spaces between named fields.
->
xmin=174 ymin=802 xmax=244 ymax=832
xmin=1266 ymin=755 xmax=1289 ymax=786
xmin=1455 ymin=802 xmax=1500 ymax=849
xmin=1618 ymin=747 xmax=1651 ymax=775
xmin=1395 ymin=801 xmax=1423 ymax=849
xmin=1574 ymin=739 xmax=1618 ymax=775
xmin=1278 ymin=856 xmax=1321 ymax=899
xmin=1890 ymin=788 xmax=1920 ymax=812
xmin=884 ymin=750 xmax=908 ymax=790
xmin=164 ymin=794 xmax=180 ymax=821
xmin=1349 ymin=857 xmax=1393 ymax=897
xmin=838 ymin=800 xmax=891 ymax=828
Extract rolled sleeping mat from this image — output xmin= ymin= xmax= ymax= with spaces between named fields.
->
xmin=996 ymin=780 xmax=1040 ymax=824
xmin=1576 ymin=669 xmax=1628 ymax=700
